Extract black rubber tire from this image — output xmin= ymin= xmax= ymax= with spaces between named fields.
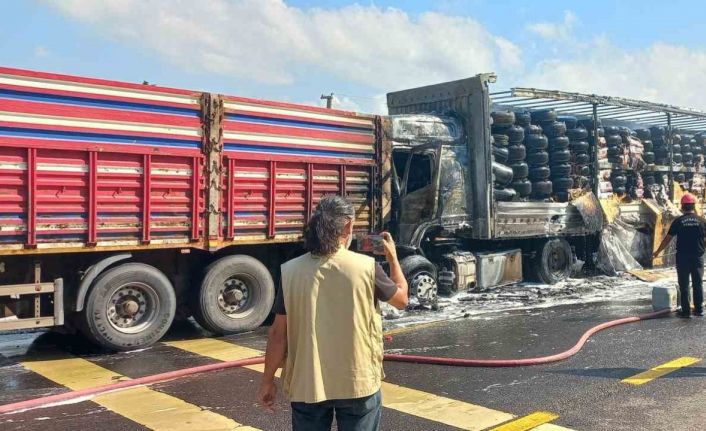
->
xmin=550 ymin=149 xmax=571 ymax=163
xmin=493 ymin=162 xmax=514 ymax=186
xmin=507 ymin=125 xmax=525 ymax=143
xmin=494 ymin=187 xmax=517 ymax=201
xmin=552 ymin=177 xmax=573 ymax=191
xmin=578 ymin=118 xmax=602 ymax=130
xmin=542 ymin=121 xmax=567 ymax=138
xmin=635 ymin=129 xmax=651 ymax=140
xmin=569 ymin=140 xmax=589 ymax=153
xmin=683 ymin=152 xmax=694 ymax=163
xmin=575 ymin=153 xmax=591 ymax=165
xmin=655 ymin=147 xmax=669 ymax=158
xmin=527 ymin=151 xmax=549 ymax=165
xmin=529 ymin=166 xmax=551 ymax=181
xmin=611 ymin=175 xmax=627 ymax=187
xmin=576 ymin=165 xmax=591 ymax=176
xmin=650 ymin=126 xmax=665 ymax=138
xmin=607 ymin=146 xmax=623 ymax=157
xmin=557 ymin=115 xmax=578 ymax=129
xmin=400 ymin=255 xmax=438 ymax=304
xmin=643 ymin=151 xmax=655 ymax=164
xmin=514 ymin=111 xmax=532 ymax=127
xmin=491 ymin=110 xmax=516 ymax=127
xmin=525 ymin=125 xmax=543 ymax=135
xmin=675 ymin=173 xmax=686 ymax=183
xmin=642 ymin=140 xmax=653 ymax=151
xmin=618 ymin=127 xmax=631 ymax=139
xmin=566 ymin=127 xmax=588 ymax=141
xmin=608 ymin=156 xmax=623 ymax=164
xmin=507 ymin=144 xmax=527 ymax=162
xmin=193 ymin=255 xmax=275 ymax=334
xmin=511 ymin=162 xmax=529 ymax=180
xmin=673 ymin=153 xmax=683 ymax=163
xmin=550 ymin=163 xmax=571 ymax=177
xmin=597 ymin=127 xmax=605 ymax=137
xmin=613 ymin=186 xmax=626 ymax=195
xmin=604 ymin=126 xmax=620 ymax=136
xmin=511 ymin=179 xmax=532 ymax=197
xmin=492 ymin=134 xmax=509 ymax=147
xmin=491 ymin=125 xmax=510 ymax=135
xmin=532 ymin=180 xmax=553 ymax=196
xmin=493 ymin=145 xmax=509 ymax=164
xmin=525 ymin=134 xmax=549 ymax=151
xmin=643 ymin=174 xmax=656 ymax=186
xmin=681 ymin=144 xmax=692 ymax=154
xmin=530 ymin=238 xmax=573 ymax=285
xmin=531 ymin=109 xmax=557 ymax=123
xmin=80 ymin=263 xmax=176 ymax=351
xmin=672 ymin=144 xmax=681 ymax=154
xmin=549 ymin=136 xmax=570 ymax=150
xmin=606 ymin=135 xmax=622 ymax=147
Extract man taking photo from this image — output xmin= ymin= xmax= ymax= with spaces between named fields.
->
xmin=258 ymin=195 xmax=408 ymax=430
xmin=654 ymin=193 xmax=706 ymax=318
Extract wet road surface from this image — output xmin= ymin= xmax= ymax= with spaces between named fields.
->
xmin=1 ymin=284 xmax=705 ymax=430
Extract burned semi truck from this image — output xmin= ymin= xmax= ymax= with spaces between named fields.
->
xmin=378 ymin=74 xmax=601 ymax=305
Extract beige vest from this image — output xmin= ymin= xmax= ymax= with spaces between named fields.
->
xmin=280 ymin=247 xmax=383 ymax=403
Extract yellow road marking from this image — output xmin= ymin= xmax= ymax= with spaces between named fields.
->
xmin=490 ymin=411 xmax=560 ymax=431
xmin=165 ymin=337 xmax=572 ymax=431
xmin=21 ymin=356 xmax=259 ymax=430
xmin=622 ymin=356 xmax=701 ymax=386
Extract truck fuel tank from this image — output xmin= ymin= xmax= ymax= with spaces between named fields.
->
xmin=474 ymin=249 xmax=522 ymax=290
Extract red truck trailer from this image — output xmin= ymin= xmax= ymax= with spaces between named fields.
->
xmin=0 ymin=67 xmax=379 ymax=350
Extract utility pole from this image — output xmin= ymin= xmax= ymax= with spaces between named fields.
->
xmin=321 ymin=93 xmax=334 ymax=109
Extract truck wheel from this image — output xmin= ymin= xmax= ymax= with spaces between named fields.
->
xmin=194 ymin=255 xmax=274 ymax=334
xmin=531 ymin=238 xmax=574 ymax=284
xmin=400 ymin=255 xmax=438 ymax=306
xmin=80 ymin=263 xmax=176 ymax=351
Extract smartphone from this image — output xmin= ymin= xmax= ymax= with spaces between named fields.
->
xmin=356 ymin=234 xmax=385 ymax=255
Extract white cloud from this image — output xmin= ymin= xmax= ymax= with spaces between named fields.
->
xmin=526 ymin=10 xmax=577 ymax=41
xmin=44 ymin=0 xmax=522 ymax=91
xmin=523 ymin=41 xmax=706 ymax=111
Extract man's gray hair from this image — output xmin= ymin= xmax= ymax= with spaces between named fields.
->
xmin=304 ymin=195 xmax=355 ymax=256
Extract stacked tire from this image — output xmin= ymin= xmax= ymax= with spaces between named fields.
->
xmin=541 ymin=114 xmax=571 ymax=201
xmin=563 ymin=115 xmax=590 ymax=192
xmin=681 ymin=134 xmax=696 ymax=167
xmin=509 ymin=111 xmax=532 ymax=198
xmin=528 ymin=109 xmax=554 ymax=200
xmin=604 ymin=126 xmax=626 ymax=195
xmin=695 ymin=133 xmax=706 ymax=167
xmin=491 ymin=110 xmax=518 ymax=201
xmin=650 ymin=126 xmax=669 ymax=165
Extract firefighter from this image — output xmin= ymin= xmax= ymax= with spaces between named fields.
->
xmin=654 ymin=193 xmax=706 ymax=317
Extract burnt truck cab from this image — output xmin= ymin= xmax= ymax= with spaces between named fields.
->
xmin=380 ymin=74 xmax=602 ymax=305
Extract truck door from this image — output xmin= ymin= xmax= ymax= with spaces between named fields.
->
xmin=397 ymin=145 xmax=439 ymax=244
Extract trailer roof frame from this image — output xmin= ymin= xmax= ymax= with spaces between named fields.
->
xmin=491 ymin=87 xmax=706 ymax=133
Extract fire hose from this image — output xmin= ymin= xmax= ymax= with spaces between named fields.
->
xmin=0 ymin=308 xmax=672 ymax=415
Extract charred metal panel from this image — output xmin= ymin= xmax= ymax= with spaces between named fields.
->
xmin=387 ymin=74 xmax=497 ymax=239
xmin=493 ymin=201 xmax=595 ymax=239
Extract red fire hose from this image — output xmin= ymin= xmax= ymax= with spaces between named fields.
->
xmin=0 ymin=308 xmax=672 ymax=415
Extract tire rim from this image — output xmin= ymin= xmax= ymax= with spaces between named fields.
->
xmin=548 ymin=246 xmax=569 ymax=279
xmin=411 ymin=272 xmax=438 ymax=303
xmin=217 ymin=275 xmax=257 ymax=319
xmin=107 ymin=282 xmax=160 ymax=334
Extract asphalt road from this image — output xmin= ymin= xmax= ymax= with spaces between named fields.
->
xmin=1 ymin=294 xmax=705 ymax=431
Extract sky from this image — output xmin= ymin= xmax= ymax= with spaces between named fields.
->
xmin=1 ymin=0 xmax=706 ymax=113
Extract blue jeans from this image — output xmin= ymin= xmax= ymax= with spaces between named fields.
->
xmin=291 ymin=390 xmax=382 ymax=431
